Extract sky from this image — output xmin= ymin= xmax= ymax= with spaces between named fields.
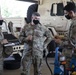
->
xmin=0 ymin=0 xmax=34 ymax=17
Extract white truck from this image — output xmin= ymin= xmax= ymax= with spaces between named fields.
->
xmin=22 ymin=0 xmax=72 ymax=38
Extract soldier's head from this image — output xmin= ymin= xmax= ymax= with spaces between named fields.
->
xmin=0 ymin=15 xmax=3 ymax=25
xmin=31 ymin=12 xmax=40 ymax=25
xmin=64 ymin=2 xmax=76 ymax=19
xmin=0 ymin=15 xmax=3 ymax=32
xmin=0 ymin=20 xmax=3 ymax=25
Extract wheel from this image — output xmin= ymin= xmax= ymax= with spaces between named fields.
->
xmin=3 ymin=55 xmax=21 ymax=70
xmin=3 ymin=60 xmax=20 ymax=70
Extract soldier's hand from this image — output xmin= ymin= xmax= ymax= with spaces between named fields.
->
xmin=26 ymin=35 xmax=33 ymax=41
xmin=1 ymin=39 xmax=8 ymax=44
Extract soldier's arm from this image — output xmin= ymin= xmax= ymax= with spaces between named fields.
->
xmin=44 ymin=27 xmax=54 ymax=48
xmin=0 ymin=32 xmax=4 ymax=44
xmin=19 ymin=25 xmax=27 ymax=43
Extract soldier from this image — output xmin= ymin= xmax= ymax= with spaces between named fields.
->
xmin=0 ymin=20 xmax=4 ymax=75
xmin=63 ymin=2 xmax=76 ymax=69
xmin=19 ymin=12 xmax=53 ymax=75
xmin=0 ymin=27 xmax=4 ymax=75
xmin=0 ymin=19 xmax=8 ymax=75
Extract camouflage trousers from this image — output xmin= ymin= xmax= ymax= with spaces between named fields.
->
xmin=21 ymin=50 xmax=43 ymax=75
xmin=0 ymin=58 xmax=3 ymax=75
xmin=0 ymin=45 xmax=3 ymax=75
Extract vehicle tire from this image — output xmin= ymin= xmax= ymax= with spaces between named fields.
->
xmin=47 ymin=40 xmax=56 ymax=57
xmin=3 ymin=60 xmax=20 ymax=70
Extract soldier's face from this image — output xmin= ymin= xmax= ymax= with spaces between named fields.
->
xmin=64 ymin=10 xmax=75 ymax=19
xmin=31 ymin=16 xmax=40 ymax=25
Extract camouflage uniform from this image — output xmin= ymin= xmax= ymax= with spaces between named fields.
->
xmin=62 ymin=17 xmax=76 ymax=68
xmin=19 ymin=23 xmax=53 ymax=75
xmin=69 ymin=18 xmax=76 ymax=46
xmin=0 ymin=28 xmax=4 ymax=75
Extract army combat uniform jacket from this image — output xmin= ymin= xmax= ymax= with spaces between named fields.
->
xmin=19 ymin=23 xmax=53 ymax=58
